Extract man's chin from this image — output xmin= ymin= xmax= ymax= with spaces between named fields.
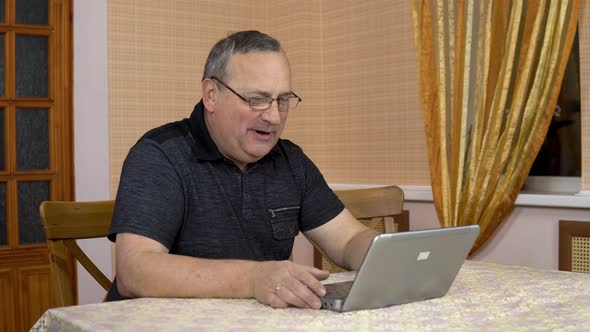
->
xmin=245 ymin=144 xmax=276 ymax=161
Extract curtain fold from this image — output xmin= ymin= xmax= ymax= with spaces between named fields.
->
xmin=412 ymin=0 xmax=580 ymax=254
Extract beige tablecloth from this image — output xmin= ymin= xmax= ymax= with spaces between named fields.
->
xmin=31 ymin=260 xmax=590 ymax=331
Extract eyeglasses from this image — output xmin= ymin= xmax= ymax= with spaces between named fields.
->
xmin=209 ymin=76 xmax=302 ymax=112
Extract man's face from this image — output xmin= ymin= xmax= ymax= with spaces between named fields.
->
xmin=205 ymin=51 xmax=292 ymax=170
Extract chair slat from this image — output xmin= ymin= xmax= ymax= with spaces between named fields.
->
xmin=41 ymin=201 xmax=114 ymax=239
xmin=335 ymin=186 xmax=404 ymax=219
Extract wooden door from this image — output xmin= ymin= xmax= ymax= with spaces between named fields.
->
xmin=0 ymin=1 xmax=72 ymax=331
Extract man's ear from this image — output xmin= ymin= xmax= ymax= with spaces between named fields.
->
xmin=202 ymin=78 xmax=217 ymax=113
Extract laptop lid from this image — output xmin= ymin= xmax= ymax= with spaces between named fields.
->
xmin=332 ymin=225 xmax=479 ymax=312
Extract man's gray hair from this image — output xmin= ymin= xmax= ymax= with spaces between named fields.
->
xmin=202 ymin=30 xmax=282 ymax=81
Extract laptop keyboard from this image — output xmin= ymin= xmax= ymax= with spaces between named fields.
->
xmin=323 ymin=281 xmax=353 ymax=300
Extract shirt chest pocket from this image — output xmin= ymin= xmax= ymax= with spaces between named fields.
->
xmin=267 ymin=206 xmax=300 ymax=240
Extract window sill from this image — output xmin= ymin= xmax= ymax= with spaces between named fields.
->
xmin=329 ymin=184 xmax=590 ymax=209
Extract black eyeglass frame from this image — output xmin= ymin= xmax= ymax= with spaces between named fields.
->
xmin=209 ymin=76 xmax=302 ymax=111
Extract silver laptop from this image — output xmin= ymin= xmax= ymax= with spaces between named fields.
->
xmin=321 ymin=225 xmax=479 ymax=312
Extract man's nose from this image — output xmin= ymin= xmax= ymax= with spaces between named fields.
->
xmin=260 ymin=100 xmax=282 ymax=124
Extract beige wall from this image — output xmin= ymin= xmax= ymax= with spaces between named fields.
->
xmin=404 ymin=203 xmax=590 ymax=271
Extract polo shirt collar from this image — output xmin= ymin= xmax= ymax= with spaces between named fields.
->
xmin=189 ymin=100 xmax=282 ymax=162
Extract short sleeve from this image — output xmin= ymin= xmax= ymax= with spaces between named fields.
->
xmin=108 ymin=139 xmax=185 ymax=249
xmin=298 ymin=153 xmax=344 ymax=232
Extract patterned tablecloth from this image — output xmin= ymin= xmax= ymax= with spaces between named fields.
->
xmin=31 ymin=260 xmax=590 ymax=331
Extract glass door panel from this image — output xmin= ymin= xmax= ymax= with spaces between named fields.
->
xmin=16 ymin=35 xmax=48 ymax=97
xmin=16 ymin=0 xmax=48 ymax=25
xmin=0 ymin=182 xmax=6 ymax=246
xmin=0 ymin=33 xmax=4 ymax=96
xmin=0 ymin=0 xmax=5 ymax=23
xmin=17 ymin=181 xmax=49 ymax=244
xmin=0 ymin=108 xmax=4 ymax=170
xmin=16 ymin=108 xmax=49 ymax=170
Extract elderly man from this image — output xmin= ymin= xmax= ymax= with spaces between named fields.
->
xmin=107 ymin=30 xmax=378 ymax=309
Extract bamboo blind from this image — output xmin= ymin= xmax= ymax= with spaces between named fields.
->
xmin=108 ymin=1 xmax=589 ymax=197
xmin=108 ymin=0 xmax=267 ymax=196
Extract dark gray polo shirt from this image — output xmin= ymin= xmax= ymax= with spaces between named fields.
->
xmin=106 ymin=100 xmax=344 ymax=300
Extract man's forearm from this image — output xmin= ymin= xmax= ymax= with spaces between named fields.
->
xmin=342 ymin=228 xmax=380 ymax=271
xmin=117 ymin=252 xmax=258 ymax=299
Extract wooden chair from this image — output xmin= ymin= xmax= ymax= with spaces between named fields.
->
xmin=39 ymin=200 xmax=115 ymax=307
xmin=313 ymin=185 xmax=409 ymax=273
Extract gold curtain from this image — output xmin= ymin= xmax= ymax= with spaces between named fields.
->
xmin=411 ymin=0 xmax=580 ymax=253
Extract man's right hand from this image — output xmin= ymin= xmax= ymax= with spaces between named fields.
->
xmin=252 ymin=261 xmax=329 ymax=309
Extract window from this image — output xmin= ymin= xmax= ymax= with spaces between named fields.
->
xmin=525 ymin=30 xmax=581 ymax=194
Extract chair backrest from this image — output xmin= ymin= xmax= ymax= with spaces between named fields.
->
xmin=39 ymin=200 xmax=115 ymax=307
xmin=313 ymin=185 xmax=408 ymax=273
